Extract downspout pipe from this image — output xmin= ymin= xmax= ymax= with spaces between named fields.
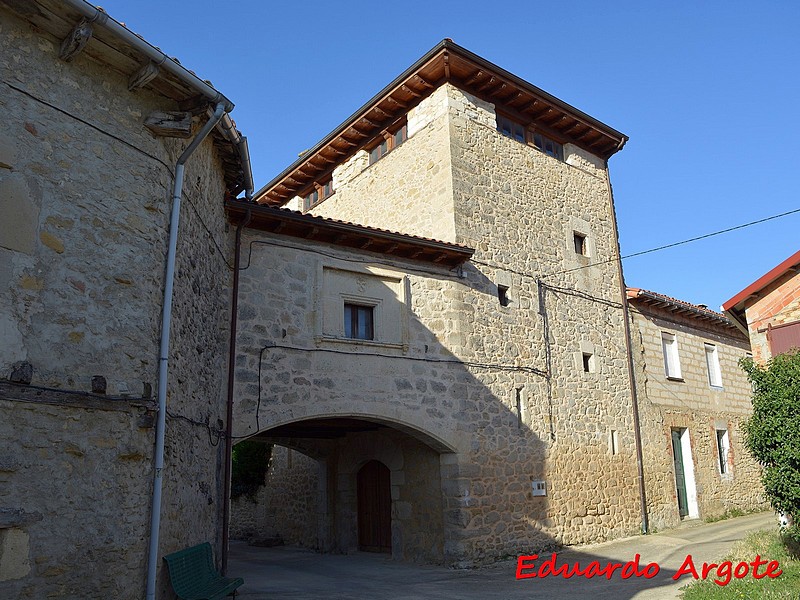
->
xmin=604 ymin=160 xmax=649 ymax=535
xmin=221 ymin=208 xmax=252 ymax=575
xmin=146 ymin=102 xmax=226 ymax=600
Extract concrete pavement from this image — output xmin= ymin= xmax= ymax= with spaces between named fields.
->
xmin=228 ymin=512 xmax=777 ymax=599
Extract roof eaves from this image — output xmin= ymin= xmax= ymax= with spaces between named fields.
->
xmin=255 ymin=39 xmax=628 ymax=204
xmin=721 ymin=249 xmax=800 ymax=312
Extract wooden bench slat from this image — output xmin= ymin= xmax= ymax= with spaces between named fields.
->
xmin=164 ymin=542 xmax=244 ymax=600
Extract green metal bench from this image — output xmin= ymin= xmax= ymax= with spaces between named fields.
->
xmin=163 ymin=543 xmax=243 ymax=600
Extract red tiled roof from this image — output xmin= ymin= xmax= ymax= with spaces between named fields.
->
xmin=722 ymin=250 xmax=800 ymax=312
xmin=626 ymin=287 xmax=740 ymax=333
xmin=225 ymin=200 xmax=474 ymax=268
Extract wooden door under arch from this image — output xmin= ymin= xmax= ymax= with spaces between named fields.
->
xmin=357 ymin=460 xmax=392 ymax=553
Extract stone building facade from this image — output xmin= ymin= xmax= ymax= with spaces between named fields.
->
xmin=1 ymin=2 xmax=250 ymax=598
xmin=232 ymin=41 xmax=645 ymax=566
xmin=627 ymin=289 xmax=767 ymax=530
xmin=723 ymin=249 xmax=800 ymax=363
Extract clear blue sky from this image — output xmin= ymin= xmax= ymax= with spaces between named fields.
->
xmin=101 ymin=0 xmax=800 ymax=310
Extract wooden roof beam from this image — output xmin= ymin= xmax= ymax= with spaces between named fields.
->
xmin=388 ymin=96 xmax=408 ymax=109
xmin=464 ymin=69 xmax=485 ymax=87
xmin=59 ymin=19 xmax=93 ymax=62
xmin=477 ymin=76 xmax=497 ymax=92
xmin=401 ymin=84 xmax=421 ymax=98
xmin=415 ymin=75 xmax=434 ymax=89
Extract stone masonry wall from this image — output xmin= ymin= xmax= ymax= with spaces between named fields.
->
xmin=445 ymin=85 xmax=642 ymax=551
xmin=629 ymin=304 xmax=767 ymax=530
xmin=309 ymin=85 xmax=456 ymax=243
xmin=0 ymin=10 xmax=232 ymax=599
xmin=230 ymin=445 xmax=320 ymax=548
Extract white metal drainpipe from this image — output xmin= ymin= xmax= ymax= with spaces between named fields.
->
xmin=146 ymin=102 xmax=227 ymax=600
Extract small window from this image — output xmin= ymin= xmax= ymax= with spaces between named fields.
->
xmin=609 ymin=429 xmax=619 ymax=455
xmin=582 ymin=352 xmax=595 ymax=373
xmin=705 ymin=343 xmax=723 ymax=388
xmin=573 ymin=232 xmax=587 ymax=256
xmin=303 ymin=178 xmax=334 ymax=211
xmin=662 ymin=332 xmax=682 ymax=380
xmin=368 ymin=123 xmax=407 ymax=165
xmin=716 ymin=428 xmax=730 ymax=474
xmin=532 ymin=132 xmax=564 ymax=160
xmin=344 ymin=303 xmax=374 ymax=340
xmin=497 ymin=284 xmax=510 ymax=307
xmin=497 ymin=115 xmax=525 ymax=142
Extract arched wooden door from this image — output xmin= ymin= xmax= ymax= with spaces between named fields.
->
xmin=357 ymin=460 xmax=392 ymax=553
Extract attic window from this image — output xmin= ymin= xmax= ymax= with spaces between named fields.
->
xmin=497 ymin=115 xmax=564 ymax=161
xmin=303 ymin=179 xmax=334 ymax=211
xmin=368 ymin=123 xmax=407 ymax=164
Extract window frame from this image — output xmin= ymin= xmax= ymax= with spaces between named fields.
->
xmin=496 ymin=113 xmax=564 ymax=161
xmin=715 ymin=427 xmax=730 ymax=475
xmin=704 ymin=343 xmax=723 ymax=388
xmin=302 ymin=177 xmax=334 ymax=211
xmin=573 ymin=232 xmax=588 ymax=256
xmin=368 ymin=121 xmax=408 ymax=165
xmin=661 ymin=332 xmax=683 ymax=380
xmin=344 ymin=302 xmax=375 ymax=341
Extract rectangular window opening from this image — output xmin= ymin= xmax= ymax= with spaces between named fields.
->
xmin=573 ymin=232 xmax=587 ymax=256
xmin=582 ymin=352 xmax=594 ymax=373
xmin=662 ymin=332 xmax=682 ymax=380
xmin=497 ymin=284 xmax=510 ymax=307
xmin=705 ymin=343 xmax=723 ymax=388
xmin=368 ymin=123 xmax=407 ymax=165
xmin=716 ymin=428 xmax=730 ymax=474
xmin=610 ymin=430 xmax=619 ymax=455
xmin=303 ymin=179 xmax=334 ymax=211
xmin=344 ymin=303 xmax=374 ymax=340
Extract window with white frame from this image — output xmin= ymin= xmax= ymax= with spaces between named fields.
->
xmin=715 ymin=426 xmax=730 ymax=475
xmin=661 ymin=332 xmax=682 ymax=380
xmin=705 ymin=343 xmax=723 ymax=388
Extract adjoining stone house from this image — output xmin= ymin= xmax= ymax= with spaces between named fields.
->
xmin=627 ymin=289 xmax=767 ymax=530
xmin=230 ymin=40 xmax=643 ymax=566
xmin=723 ymin=249 xmax=800 ymax=363
xmin=1 ymin=1 xmax=252 ymax=598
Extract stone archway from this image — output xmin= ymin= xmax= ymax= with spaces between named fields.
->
xmin=232 ymin=415 xmax=452 ymax=563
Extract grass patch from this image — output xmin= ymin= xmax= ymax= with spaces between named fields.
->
xmin=681 ymin=529 xmax=800 ymax=599
xmin=703 ymin=507 xmax=763 ymax=524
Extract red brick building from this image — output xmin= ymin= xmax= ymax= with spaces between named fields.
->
xmin=723 ymin=250 xmax=800 ymax=363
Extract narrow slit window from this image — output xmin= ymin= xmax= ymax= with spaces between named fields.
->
xmin=582 ymin=352 xmax=594 ymax=373
xmin=497 ymin=284 xmax=510 ymax=307
xmin=716 ymin=428 xmax=730 ymax=474
xmin=573 ymin=232 xmax=587 ymax=256
xmin=610 ymin=430 xmax=619 ymax=455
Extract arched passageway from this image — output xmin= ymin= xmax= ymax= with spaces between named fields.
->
xmin=230 ymin=416 xmax=452 ymax=563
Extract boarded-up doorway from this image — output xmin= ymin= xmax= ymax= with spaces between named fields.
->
xmin=357 ymin=460 xmax=391 ymax=553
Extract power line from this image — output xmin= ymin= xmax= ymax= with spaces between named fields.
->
xmin=541 ymin=206 xmax=800 ymax=280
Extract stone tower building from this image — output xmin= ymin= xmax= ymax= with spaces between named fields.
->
xmin=231 ymin=40 xmax=645 ymax=565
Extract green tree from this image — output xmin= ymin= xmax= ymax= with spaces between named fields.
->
xmin=231 ymin=440 xmax=272 ymax=501
xmin=741 ymin=351 xmax=800 ymax=523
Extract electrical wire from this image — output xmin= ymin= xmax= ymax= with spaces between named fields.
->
xmin=543 ymin=206 xmax=800 ymax=280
